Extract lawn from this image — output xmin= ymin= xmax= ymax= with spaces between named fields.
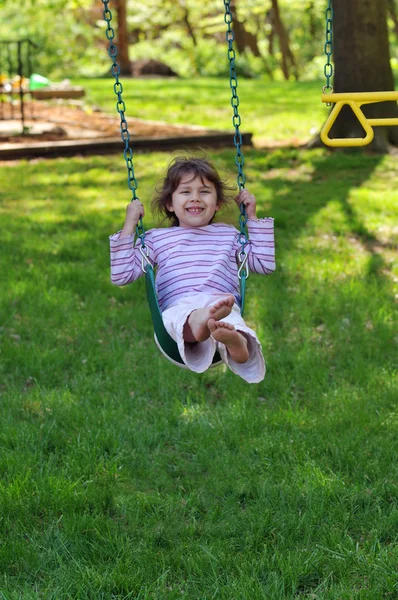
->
xmin=0 ymin=103 xmax=397 ymax=596
xmin=75 ymin=77 xmax=327 ymax=146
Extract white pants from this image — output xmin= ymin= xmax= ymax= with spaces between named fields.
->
xmin=162 ymin=293 xmax=266 ymax=383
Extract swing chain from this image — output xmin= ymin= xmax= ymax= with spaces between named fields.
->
xmin=223 ymin=0 xmax=249 ymax=280
xmin=101 ymin=0 xmax=146 ymax=248
xmin=323 ymin=0 xmax=334 ymax=104
xmin=223 ymin=0 xmax=246 ymax=192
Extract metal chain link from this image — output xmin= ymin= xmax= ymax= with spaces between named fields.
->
xmin=101 ymin=0 xmax=146 ymax=247
xmin=323 ymin=0 xmax=334 ymax=104
xmin=223 ymin=0 xmax=249 ymax=278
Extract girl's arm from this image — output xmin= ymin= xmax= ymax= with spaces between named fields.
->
xmin=235 ymin=189 xmax=257 ymax=220
xmin=109 ymin=201 xmax=153 ymax=286
xmin=234 ymin=190 xmax=275 ymax=274
xmin=245 ymin=218 xmax=275 ymax=274
xmin=120 ymin=201 xmax=145 ymax=238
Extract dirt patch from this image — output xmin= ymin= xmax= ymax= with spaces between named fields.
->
xmin=0 ymin=100 xmax=220 ymax=144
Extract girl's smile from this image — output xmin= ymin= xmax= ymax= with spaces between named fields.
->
xmin=166 ymin=173 xmax=220 ymax=228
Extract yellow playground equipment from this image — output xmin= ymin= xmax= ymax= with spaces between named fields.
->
xmin=321 ymin=91 xmax=398 ymax=147
xmin=320 ymin=1 xmax=398 ymax=148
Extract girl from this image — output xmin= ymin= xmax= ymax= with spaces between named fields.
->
xmin=109 ymin=156 xmax=275 ymax=383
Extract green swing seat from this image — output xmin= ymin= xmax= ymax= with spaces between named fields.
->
xmin=144 ymin=262 xmax=247 ymax=368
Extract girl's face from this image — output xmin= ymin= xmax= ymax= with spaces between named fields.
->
xmin=166 ymin=172 xmax=220 ymax=228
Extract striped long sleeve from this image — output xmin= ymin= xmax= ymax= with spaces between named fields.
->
xmin=245 ymin=218 xmax=275 ymax=274
xmin=109 ymin=232 xmax=154 ymax=286
xmin=109 ymin=220 xmax=275 ymax=311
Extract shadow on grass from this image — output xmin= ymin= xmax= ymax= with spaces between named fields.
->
xmin=236 ymin=148 xmax=395 ymax=403
xmin=0 ymin=149 xmax=395 ymax=402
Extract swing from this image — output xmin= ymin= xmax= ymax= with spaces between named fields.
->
xmin=320 ymin=0 xmax=398 ymax=147
xmin=102 ymin=0 xmax=250 ymax=367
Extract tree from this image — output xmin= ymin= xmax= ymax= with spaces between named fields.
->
xmin=269 ymin=0 xmax=298 ymax=80
xmin=178 ymin=0 xmax=198 ymax=46
xmin=229 ymin=1 xmax=262 ymax=57
xmin=116 ymin=0 xmax=131 ymax=75
xmin=327 ymin=0 xmax=398 ymax=152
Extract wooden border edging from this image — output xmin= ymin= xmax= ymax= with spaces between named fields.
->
xmin=0 ymin=132 xmax=253 ymax=161
xmin=31 ymin=88 xmax=85 ymax=100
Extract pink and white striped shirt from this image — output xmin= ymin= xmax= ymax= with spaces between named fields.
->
xmin=110 ymin=220 xmax=275 ymax=311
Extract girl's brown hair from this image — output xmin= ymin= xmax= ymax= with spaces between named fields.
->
xmin=152 ymin=156 xmax=234 ymax=226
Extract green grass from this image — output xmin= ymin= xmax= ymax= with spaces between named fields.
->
xmin=74 ymin=77 xmax=327 ymax=145
xmin=0 ymin=144 xmax=397 ymax=599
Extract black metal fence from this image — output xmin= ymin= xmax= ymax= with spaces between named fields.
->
xmin=0 ymin=39 xmax=37 ymax=133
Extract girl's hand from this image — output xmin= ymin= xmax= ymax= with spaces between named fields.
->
xmin=235 ymin=189 xmax=257 ymax=219
xmin=120 ymin=201 xmax=145 ymax=237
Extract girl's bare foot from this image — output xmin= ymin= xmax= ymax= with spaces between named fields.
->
xmin=184 ymin=295 xmax=235 ymax=342
xmin=208 ymin=319 xmax=249 ymax=363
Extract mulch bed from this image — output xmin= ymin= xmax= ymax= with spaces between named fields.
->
xmin=0 ymin=100 xmax=220 ymax=144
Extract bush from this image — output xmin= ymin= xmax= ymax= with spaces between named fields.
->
xmin=129 ymin=35 xmax=267 ymax=79
xmin=0 ymin=2 xmax=108 ymax=79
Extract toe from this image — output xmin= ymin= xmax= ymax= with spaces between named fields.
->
xmin=208 ymin=318 xmax=216 ymax=332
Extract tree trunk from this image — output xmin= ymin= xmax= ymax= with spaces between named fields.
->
xmin=270 ymin=0 xmax=298 ymax=80
xmin=307 ymin=1 xmax=316 ymax=39
xmin=329 ymin=0 xmax=398 ymax=152
xmin=230 ymin=2 xmax=261 ymax=57
xmin=116 ymin=0 xmax=131 ymax=75
xmin=265 ymin=9 xmax=275 ymax=58
xmin=179 ymin=1 xmax=197 ymax=46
